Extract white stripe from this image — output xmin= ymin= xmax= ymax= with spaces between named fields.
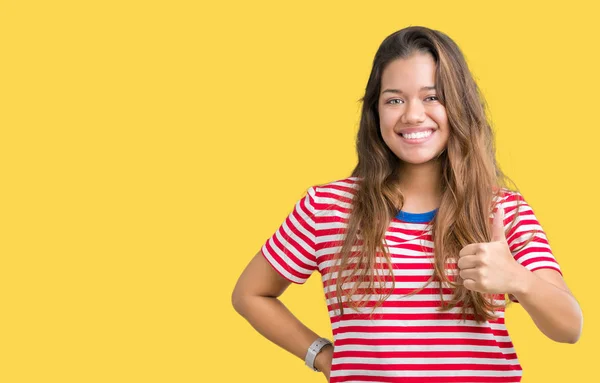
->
xmin=333 ymin=357 xmax=517 ymax=365
xmin=510 ymin=240 xmax=551 ymax=254
xmin=334 ymin=332 xmax=509 ymax=341
xmin=330 ymin=368 xmax=522 ymax=378
xmin=333 ymin=319 xmax=507 ymax=328
xmin=326 ymin=294 xmax=461 ymax=303
xmin=317 ymin=221 xmax=347 ymax=232
xmin=318 ymin=249 xmax=434 ymax=261
xmin=326 ymin=298 xmax=507 ymax=312
xmin=329 ymin=306 xmax=478 ymax=316
xmin=324 ymin=268 xmax=436 ymax=278
xmin=322 ymin=269 xmax=434 ymax=282
xmin=319 ymin=195 xmax=352 ymax=210
xmin=389 ymin=221 xmax=433 ymax=230
xmin=260 ymin=245 xmax=306 ymax=284
xmin=333 ymin=344 xmax=516 ymax=354
xmin=318 ymin=184 xmax=355 ymax=200
xmin=323 ymin=282 xmax=455 ymax=293
xmin=269 ymin=215 xmax=317 ymax=268
xmin=319 ymin=256 xmax=435 ymax=269
xmin=331 ymin=317 xmax=506 ymax=331
xmin=526 ymin=261 xmax=561 ymax=271
xmin=509 ymin=228 xmax=547 ymax=240
xmin=509 ymin=223 xmax=545 ymax=236
xmin=516 ymin=251 xmax=555 ymax=265
xmin=385 ymin=236 xmax=434 ymax=246
xmin=266 ymin=235 xmax=315 ymax=274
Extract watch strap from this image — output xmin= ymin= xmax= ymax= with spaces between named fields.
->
xmin=305 ymin=337 xmax=333 ymax=371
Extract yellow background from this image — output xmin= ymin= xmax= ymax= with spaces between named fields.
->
xmin=1 ymin=1 xmax=597 ymax=382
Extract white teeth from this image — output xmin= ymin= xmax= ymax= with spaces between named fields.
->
xmin=401 ymin=130 xmax=433 ymax=140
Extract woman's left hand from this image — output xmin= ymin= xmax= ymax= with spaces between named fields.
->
xmin=457 ymin=206 xmax=529 ymax=295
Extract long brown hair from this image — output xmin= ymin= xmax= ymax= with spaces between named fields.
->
xmin=332 ymin=26 xmax=530 ymax=322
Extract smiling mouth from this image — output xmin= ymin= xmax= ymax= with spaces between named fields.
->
xmin=399 ymin=129 xmax=435 ymax=140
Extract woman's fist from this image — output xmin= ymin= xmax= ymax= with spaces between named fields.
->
xmin=457 ymin=206 xmax=528 ymax=295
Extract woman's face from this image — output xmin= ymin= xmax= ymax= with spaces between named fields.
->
xmin=377 ymin=52 xmax=450 ymax=165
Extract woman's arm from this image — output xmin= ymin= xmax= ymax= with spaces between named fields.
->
xmin=511 ymin=267 xmax=583 ymax=344
xmin=458 ymin=206 xmax=583 ymax=344
xmin=231 ymin=250 xmax=333 ymax=378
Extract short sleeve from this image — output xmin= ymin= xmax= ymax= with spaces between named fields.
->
xmin=260 ymin=186 xmax=319 ymax=284
xmin=500 ymin=191 xmax=562 ymax=302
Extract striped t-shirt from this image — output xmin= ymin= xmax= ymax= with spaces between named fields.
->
xmin=261 ymin=176 xmax=561 ymax=383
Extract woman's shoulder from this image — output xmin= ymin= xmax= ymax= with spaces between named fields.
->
xmin=492 ymin=187 xmax=535 ymax=220
xmin=312 ymin=176 xmax=360 ymax=192
xmin=494 ymin=187 xmax=525 ymax=205
xmin=306 ymin=176 xmax=360 ymax=209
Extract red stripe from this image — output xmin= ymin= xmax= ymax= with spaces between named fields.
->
xmin=332 ymin=363 xmax=521 ymax=371
xmin=509 ymin=236 xmax=549 ymax=249
xmin=327 ymin=300 xmax=462 ymax=313
xmin=330 ymin=313 xmax=503 ymax=323
xmin=286 ymin=193 xmax=317 ymax=258
xmin=263 ymin=239 xmax=311 ymax=280
xmin=324 ymin=275 xmax=455 ymax=288
xmin=530 ymin=265 xmax=563 ymax=276
xmin=321 ymin=261 xmax=437 ymax=275
xmin=386 ymin=243 xmax=434 ymax=252
xmin=260 ymin=248 xmax=308 ymax=282
xmin=331 ymin=374 xmax=521 ymax=382
xmin=324 ymin=287 xmax=454 ymax=299
xmin=319 ymin=252 xmax=433 ymax=262
xmin=333 ymin=325 xmax=508 ymax=336
xmin=506 ymin=218 xmax=539 ymax=242
xmin=334 ymin=350 xmax=518 ymax=360
xmin=520 ymin=255 xmax=558 ymax=267
xmin=334 ymin=337 xmax=513 ymax=348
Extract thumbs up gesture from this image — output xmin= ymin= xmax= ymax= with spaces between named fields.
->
xmin=457 ymin=206 xmax=527 ymax=295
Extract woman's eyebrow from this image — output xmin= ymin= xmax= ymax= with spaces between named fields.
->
xmin=381 ymin=86 xmax=436 ymax=94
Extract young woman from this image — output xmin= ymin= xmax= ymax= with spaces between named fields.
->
xmin=231 ymin=26 xmax=583 ymax=383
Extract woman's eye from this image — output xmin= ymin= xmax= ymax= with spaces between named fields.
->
xmin=425 ymin=96 xmax=439 ymax=101
xmin=387 ymin=99 xmax=403 ymax=105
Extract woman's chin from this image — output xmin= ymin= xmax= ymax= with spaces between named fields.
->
xmin=398 ymin=154 xmax=442 ymax=166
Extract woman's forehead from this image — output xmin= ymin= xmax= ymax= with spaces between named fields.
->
xmin=380 ymin=54 xmax=437 ymax=93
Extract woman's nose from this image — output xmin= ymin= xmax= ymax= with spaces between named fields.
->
xmin=400 ymin=100 xmax=426 ymax=125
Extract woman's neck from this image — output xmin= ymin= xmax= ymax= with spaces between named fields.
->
xmin=395 ymin=160 xmax=442 ymax=213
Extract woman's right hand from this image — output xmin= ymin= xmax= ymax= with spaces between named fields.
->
xmin=315 ymin=345 xmax=333 ymax=382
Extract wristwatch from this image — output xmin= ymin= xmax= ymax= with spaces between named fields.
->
xmin=305 ymin=337 xmax=333 ymax=371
